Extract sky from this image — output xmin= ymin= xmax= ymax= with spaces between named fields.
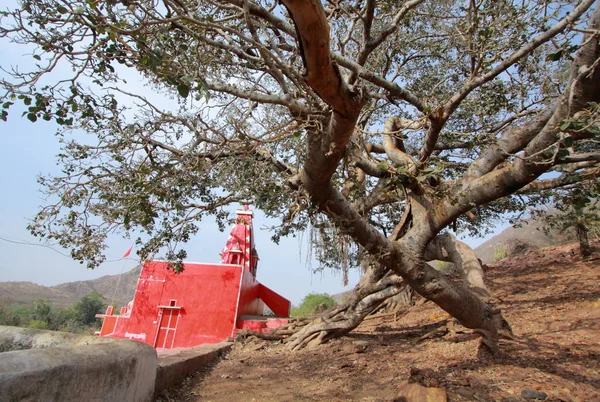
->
xmin=0 ymin=104 xmax=366 ymax=305
xmin=0 ymin=1 xmax=507 ymax=306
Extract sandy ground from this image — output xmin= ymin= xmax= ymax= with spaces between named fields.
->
xmin=157 ymin=241 xmax=600 ymax=402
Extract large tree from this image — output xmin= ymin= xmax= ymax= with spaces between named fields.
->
xmin=1 ymin=0 xmax=599 ymax=351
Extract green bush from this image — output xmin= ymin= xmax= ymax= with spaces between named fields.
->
xmin=493 ymin=246 xmax=509 ymax=261
xmin=290 ymin=293 xmax=336 ymax=318
xmin=72 ymin=291 xmax=106 ymax=327
xmin=28 ymin=319 xmax=49 ymax=330
xmin=0 ymin=306 xmax=21 ymax=326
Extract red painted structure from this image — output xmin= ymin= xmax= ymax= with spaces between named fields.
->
xmin=96 ymin=207 xmax=290 ymax=349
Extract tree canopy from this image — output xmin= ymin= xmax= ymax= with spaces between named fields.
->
xmin=1 ymin=0 xmax=599 ymax=350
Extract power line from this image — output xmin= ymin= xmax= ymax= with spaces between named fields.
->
xmin=0 ymin=235 xmax=137 ymax=263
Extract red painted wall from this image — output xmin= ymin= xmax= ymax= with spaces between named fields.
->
xmin=107 ymin=261 xmax=243 ymax=348
xmin=99 ymin=255 xmax=292 ymax=348
xmin=258 ymin=284 xmax=291 ymax=317
xmin=235 ymin=269 xmax=264 ymax=319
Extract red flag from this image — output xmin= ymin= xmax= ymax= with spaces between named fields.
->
xmin=122 ymin=245 xmax=134 ymax=259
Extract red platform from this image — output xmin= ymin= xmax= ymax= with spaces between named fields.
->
xmin=97 ymin=208 xmax=290 ymax=349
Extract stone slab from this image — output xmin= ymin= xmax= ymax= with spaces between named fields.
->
xmin=0 ymin=326 xmax=157 ymax=402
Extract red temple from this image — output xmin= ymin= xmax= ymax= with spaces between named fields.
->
xmin=96 ymin=207 xmax=290 ymax=349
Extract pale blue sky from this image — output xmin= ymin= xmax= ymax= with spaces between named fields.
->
xmin=0 ymin=107 xmax=363 ymax=305
xmin=0 ymin=0 xmax=503 ymax=305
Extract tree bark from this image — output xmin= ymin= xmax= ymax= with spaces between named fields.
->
xmin=372 ymin=282 xmax=414 ymax=314
xmin=424 ymin=233 xmax=492 ymax=299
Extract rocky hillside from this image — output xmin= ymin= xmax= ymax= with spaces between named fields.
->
xmin=0 ymin=265 xmax=140 ymax=309
xmin=474 ymin=216 xmax=577 ymax=264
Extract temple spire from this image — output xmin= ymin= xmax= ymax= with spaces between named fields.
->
xmin=219 ymin=207 xmax=259 ymax=275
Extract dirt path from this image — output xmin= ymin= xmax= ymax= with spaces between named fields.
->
xmin=158 ymin=242 xmax=600 ymax=402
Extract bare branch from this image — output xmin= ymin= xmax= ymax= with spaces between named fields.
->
xmin=443 ymin=0 xmax=597 ymax=116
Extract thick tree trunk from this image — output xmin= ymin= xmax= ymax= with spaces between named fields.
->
xmin=247 ymin=230 xmax=509 ymax=352
xmin=372 ymin=283 xmax=414 ymax=314
xmin=424 ymin=233 xmax=492 ymax=299
xmin=375 ymin=232 xmax=493 ymax=314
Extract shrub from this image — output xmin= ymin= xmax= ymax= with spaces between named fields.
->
xmin=290 ymin=293 xmax=336 ymax=318
xmin=493 ymin=246 xmax=509 ymax=261
xmin=28 ymin=319 xmax=49 ymax=330
xmin=0 ymin=306 xmax=21 ymax=326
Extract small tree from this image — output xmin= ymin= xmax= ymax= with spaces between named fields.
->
xmin=0 ymin=305 xmax=21 ymax=327
xmin=291 ymin=293 xmax=337 ymax=318
xmin=72 ymin=292 xmax=106 ymax=328
xmin=31 ymin=299 xmax=52 ymax=326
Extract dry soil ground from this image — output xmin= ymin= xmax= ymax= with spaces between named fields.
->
xmin=158 ymin=241 xmax=600 ymax=402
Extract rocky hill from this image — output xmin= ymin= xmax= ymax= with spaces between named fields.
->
xmin=0 ymin=265 xmax=140 ymax=309
xmin=474 ymin=216 xmax=577 ymax=264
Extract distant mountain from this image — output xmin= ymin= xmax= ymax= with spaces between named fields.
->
xmin=474 ymin=216 xmax=577 ymax=264
xmin=0 ymin=265 xmax=141 ymax=309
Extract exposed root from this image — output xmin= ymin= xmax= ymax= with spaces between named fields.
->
xmin=266 ymin=272 xmax=408 ymax=351
xmin=240 ymin=234 xmax=513 ymax=354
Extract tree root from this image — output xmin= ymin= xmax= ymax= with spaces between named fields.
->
xmin=239 ymin=234 xmax=513 ymax=354
xmin=257 ymin=272 xmax=407 ymax=350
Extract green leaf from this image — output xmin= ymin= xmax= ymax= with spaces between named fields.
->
xmin=33 ymin=54 xmax=41 ymax=61
xmin=177 ymin=84 xmax=190 ymax=98
xmin=546 ymin=51 xmax=562 ymax=62
xmin=57 ymin=5 xmax=68 ymax=14
xmin=560 ymin=121 xmax=571 ymax=131
xmin=27 ymin=113 xmax=37 ymax=122
xmin=377 ymin=160 xmax=389 ymax=171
